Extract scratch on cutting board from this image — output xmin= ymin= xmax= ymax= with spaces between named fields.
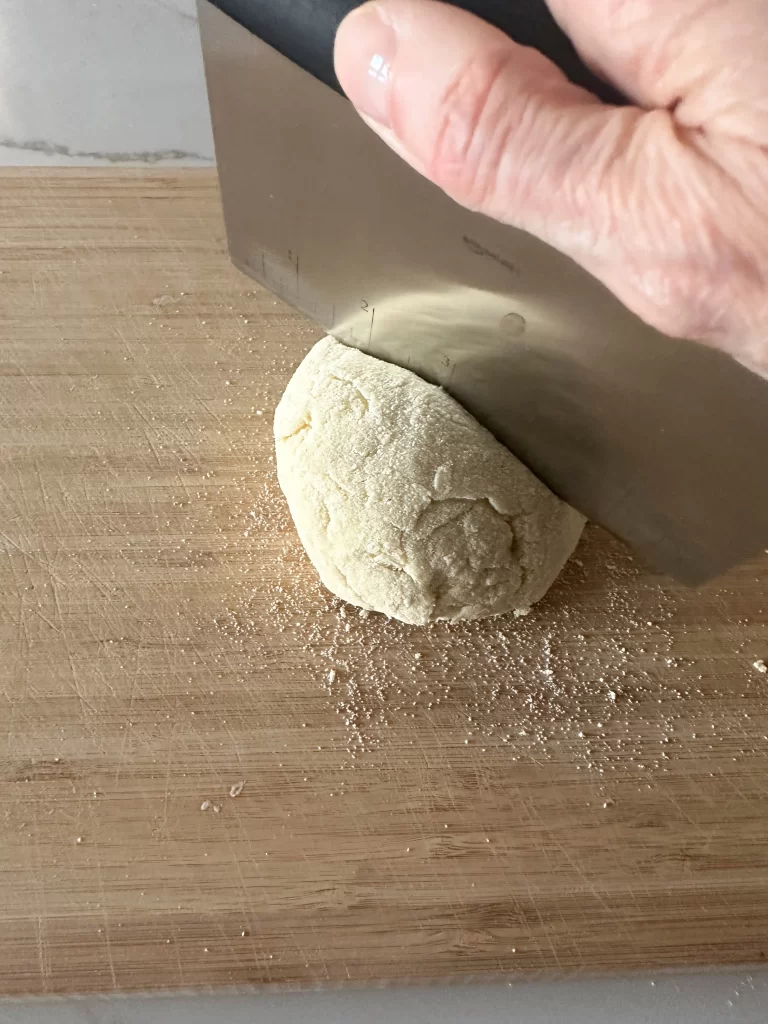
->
xmin=30 ymin=800 xmax=53 ymax=992
xmin=90 ymin=847 xmax=118 ymax=991
xmin=0 ymin=530 xmax=66 ymax=585
xmin=160 ymin=722 xmax=181 ymax=834
xmin=34 ymin=916 xmax=50 ymax=994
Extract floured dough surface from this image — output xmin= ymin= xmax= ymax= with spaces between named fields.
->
xmin=274 ymin=337 xmax=585 ymax=625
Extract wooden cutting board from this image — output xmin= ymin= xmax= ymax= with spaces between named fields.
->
xmin=0 ymin=169 xmax=767 ymax=996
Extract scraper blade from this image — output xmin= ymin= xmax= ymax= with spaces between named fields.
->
xmin=198 ymin=0 xmax=768 ymax=583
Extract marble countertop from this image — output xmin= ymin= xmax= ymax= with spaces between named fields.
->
xmin=0 ymin=0 xmax=214 ymax=166
xmin=0 ymin=1 xmax=765 ymax=1020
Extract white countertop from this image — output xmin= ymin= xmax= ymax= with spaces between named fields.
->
xmin=1 ymin=975 xmax=768 ymax=1024
xmin=0 ymin=1 xmax=766 ymax=1020
xmin=0 ymin=0 xmax=214 ymax=166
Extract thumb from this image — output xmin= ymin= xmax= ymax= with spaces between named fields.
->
xmin=335 ymin=0 xmax=768 ymax=362
xmin=334 ymin=0 xmax=644 ymax=268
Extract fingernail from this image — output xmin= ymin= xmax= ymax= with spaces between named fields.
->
xmin=335 ymin=3 xmax=397 ymax=128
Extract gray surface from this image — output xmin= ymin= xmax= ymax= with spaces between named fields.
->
xmin=0 ymin=0 xmax=214 ymax=165
xmin=1 ymin=976 xmax=768 ymax=1023
xmin=0 ymin=0 xmax=765 ymax=1019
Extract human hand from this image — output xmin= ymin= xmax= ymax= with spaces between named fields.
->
xmin=334 ymin=0 xmax=768 ymax=375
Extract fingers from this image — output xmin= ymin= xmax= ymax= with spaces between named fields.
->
xmin=335 ymin=2 xmax=646 ymax=249
xmin=334 ymin=0 xmax=768 ymax=357
xmin=547 ymin=0 xmax=768 ymax=141
xmin=336 ymin=2 xmax=627 ymax=223
xmin=546 ymin=0 xmax=720 ymax=107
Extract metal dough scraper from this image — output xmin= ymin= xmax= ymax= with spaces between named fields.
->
xmin=198 ymin=0 xmax=768 ymax=583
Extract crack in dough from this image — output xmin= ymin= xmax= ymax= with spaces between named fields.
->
xmin=274 ymin=337 xmax=585 ymax=625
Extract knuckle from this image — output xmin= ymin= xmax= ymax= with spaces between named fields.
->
xmin=627 ymin=252 xmax=726 ymax=341
xmin=427 ymin=49 xmax=524 ymax=213
xmin=627 ymin=246 xmax=764 ymax=344
xmin=607 ymin=137 xmax=768 ymax=344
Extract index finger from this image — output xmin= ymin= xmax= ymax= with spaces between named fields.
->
xmin=548 ymin=0 xmax=768 ymax=140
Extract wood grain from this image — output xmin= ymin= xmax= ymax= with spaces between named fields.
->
xmin=0 ymin=169 xmax=767 ymax=995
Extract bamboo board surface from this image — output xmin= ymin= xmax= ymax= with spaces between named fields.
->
xmin=0 ymin=170 xmax=766 ymax=995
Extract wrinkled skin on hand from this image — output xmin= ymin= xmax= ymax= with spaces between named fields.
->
xmin=335 ymin=0 xmax=768 ymax=375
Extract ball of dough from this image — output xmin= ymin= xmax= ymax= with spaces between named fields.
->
xmin=274 ymin=337 xmax=584 ymax=625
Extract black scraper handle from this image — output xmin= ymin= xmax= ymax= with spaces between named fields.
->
xmin=207 ymin=0 xmax=628 ymax=106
